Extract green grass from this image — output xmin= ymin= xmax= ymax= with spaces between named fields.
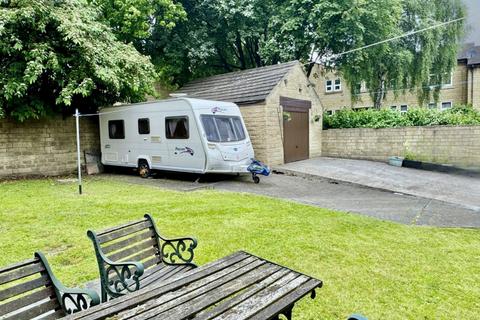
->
xmin=0 ymin=177 xmax=479 ymax=319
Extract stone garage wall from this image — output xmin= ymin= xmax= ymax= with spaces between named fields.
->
xmin=0 ymin=116 xmax=100 ymax=178
xmin=322 ymin=126 xmax=480 ymax=169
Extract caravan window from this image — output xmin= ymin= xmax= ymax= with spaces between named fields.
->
xmin=108 ymin=120 xmax=125 ymax=139
xmin=201 ymin=115 xmax=246 ymax=142
xmin=138 ymin=118 xmax=150 ymax=134
xmin=166 ymin=116 xmax=189 ymax=139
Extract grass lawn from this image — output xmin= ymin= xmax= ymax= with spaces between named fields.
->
xmin=0 ymin=176 xmax=479 ymax=319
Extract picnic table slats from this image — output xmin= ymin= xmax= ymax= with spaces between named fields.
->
xmin=192 ymin=268 xmax=291 ymax=320
xmin=248 ymin=278 xmax=322 ymax=320
xmin=42 ymin=309 xmax=67 ymax=320
xmin=66 ymin=251 xmax=250 ymax=320
xmin=0 ymin=286 xmax=55 ymax=317
xmin=122 ymin=257 xmax=268 ymax=320
xmin=212 ymin=273 xmax=310 ymax=320
xmin=156 ymin=264 xmax=282 ymax=320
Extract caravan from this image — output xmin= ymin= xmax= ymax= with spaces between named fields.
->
xmin=99 ymin=98 xmax=255 ymax=178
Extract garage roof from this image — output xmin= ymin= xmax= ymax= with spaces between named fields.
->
xmin=177 ymin=61 xmax=299 ymax=105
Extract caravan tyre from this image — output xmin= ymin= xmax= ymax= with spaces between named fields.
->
xmin=138 ymin=161 xmax=150 ymax=178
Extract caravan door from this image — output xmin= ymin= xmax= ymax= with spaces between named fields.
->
xmin=164 ymin=114 xmax=206 ymax=172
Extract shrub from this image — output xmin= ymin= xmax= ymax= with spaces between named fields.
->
xmin=323 ymin=105 xmax=480 ymax=129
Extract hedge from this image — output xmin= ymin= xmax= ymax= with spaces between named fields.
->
xmin=323 ymin=105 xmax=480 ymax=129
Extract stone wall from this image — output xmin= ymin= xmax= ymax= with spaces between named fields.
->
xmin=0 ymin=116 xmax=100 ymax=178
xmin=322 ymin=126 xmax=480 ymax=169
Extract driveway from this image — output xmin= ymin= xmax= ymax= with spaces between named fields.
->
xmin=98 ymin=170 xmax=480 ymax=228
xmin=276 ymin=157 xmax=480 ymax=211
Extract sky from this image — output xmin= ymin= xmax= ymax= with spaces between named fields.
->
xmin=464 ymin=0 xmax=480 ymax=45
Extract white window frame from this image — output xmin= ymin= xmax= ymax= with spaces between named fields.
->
xmin=441 ymin=101 xmax=452 ymax=110
xmin=400 ymin=105 xmax=408 ymax=113
xmin=334 ymin=78 xmax=342 ymax=91
xmin=325 ymin=80 xmax=333 ymax=92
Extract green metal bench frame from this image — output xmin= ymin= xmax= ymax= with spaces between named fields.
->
xmin=0 ymin=252 xmax=100 ymax=319
xmin=87 ymin=214 xmax=198 ymax=302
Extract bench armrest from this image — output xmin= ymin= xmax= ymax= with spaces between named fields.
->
xmin=159 ymin=235 xmax=198 ymax=265
xmin=87 ymin=231 xmax=145 ymax=301
xmin=35 ymin=252 xmax=101 ymax=314
xmin=144 ymin=214 xmax=198 ymax=266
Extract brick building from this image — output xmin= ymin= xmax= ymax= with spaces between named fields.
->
xmin=311 ymin=44 xmax=480 ymax=113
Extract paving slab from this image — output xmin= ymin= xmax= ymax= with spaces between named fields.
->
xmin=276 ymin=157 xmax=480 ymax=211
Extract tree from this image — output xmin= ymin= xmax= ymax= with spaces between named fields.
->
xmin=149 ymin=0 xmax=465 ymax=107
xmin=88 ymin=0 xmax=186 ymax=49
xmin=262 ymin=0 xmax=466 ymax=108
xmin=0 ymin=0 xmax=157 ymax=121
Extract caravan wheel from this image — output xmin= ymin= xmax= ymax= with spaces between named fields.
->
xmin=138 ymin=161 xmax=150 ymax=178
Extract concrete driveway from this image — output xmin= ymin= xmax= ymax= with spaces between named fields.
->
xmin=99 ymin=169 xmax=480 ymax=228
xmin=276 ymin=157 xmax=480 ymax=211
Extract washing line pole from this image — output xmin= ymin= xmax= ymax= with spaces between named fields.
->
xmin=75 ymin=109 xmax=82 ymax=195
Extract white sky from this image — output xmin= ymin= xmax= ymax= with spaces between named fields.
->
xmin=464 ymin=0 xmax=480 ymax=45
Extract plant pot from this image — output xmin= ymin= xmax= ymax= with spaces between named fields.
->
xmin=388 ymin=156 xmax=404 ymax=167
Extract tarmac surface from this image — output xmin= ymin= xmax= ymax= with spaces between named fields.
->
xmin=98 ymin=166 xmax=480 ymax=228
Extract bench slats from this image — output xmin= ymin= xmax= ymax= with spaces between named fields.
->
xmin=42 ymin=309 xmax=66 ymax=320
xmin=107 ymin=238 xmax=157 ymax=262
xmin=0 ymin=286 xmax=55 ymax=316
xmin=140 ymin=257 xmax=158 ymax=270
xmin=3 ymin=297 xmax=61 ymax=320
xmin=97 ymin=221 xmax=152 ymax=244
xmin=0 ymin=258 xmax=38 ymax=275
xmin=121 ymin=247 xmax=158 ymax=265
xmin=0 ymin=261 xmax=45 ymax=286
xmin=102 ymin=230 xmax=155 ymax=254
xmin=96 ymin=219 xmax=149 ymax=237
xmin=0 ymin=274 xmax=50 ymax=302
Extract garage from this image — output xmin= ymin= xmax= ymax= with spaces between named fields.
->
xmin=178 ymin=61 xmax=323 ymax=165
xmin=281 ymin=96 xmax=311 ymax=163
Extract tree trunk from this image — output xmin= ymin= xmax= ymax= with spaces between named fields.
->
xmin=374 ymin=75 xmax=386 ymax=109
xmin=235 ymin=31 xmax=246 ymax=69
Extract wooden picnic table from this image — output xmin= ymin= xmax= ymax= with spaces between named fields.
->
xmin=66 ymin=251 xmax=322 ymax=320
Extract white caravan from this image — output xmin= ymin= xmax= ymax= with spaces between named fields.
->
xmin=99 ymin=98 xmax=255 ymax=177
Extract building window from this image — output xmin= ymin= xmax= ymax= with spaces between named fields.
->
xmin=325 ymin=78 xmax=341 ymax=92
xmin=326 ymin=110 xmax=333 ymax=116
xmin=325 ymin=80 xmax=333 ymax=92
xmin=138 ymin=118 xmax=150 ymax=134
xmin=390 ymin=106 xmax=397 ymax=111
xmin=108 ymin=120 xmax=125 ymax=139
xmin=429 ymin=72 xmax=453 ymax=87
xmin=334 ymin=79 xmax=341 ymax=91
xmin=441 ymin=101 xmax=452 ymax=110
xmin=400 ymin=105 xmax=408 ymax=113
xmin=428 ymin=102 xmax=437 ymax=109
xmin=166 ymin=116 xmax=189 ymax=139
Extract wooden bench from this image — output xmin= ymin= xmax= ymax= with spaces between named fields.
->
xmin=87 ymin=214 xmax=198 ymax=302
xmin=0 ymin=252 xmax=100 ymax=319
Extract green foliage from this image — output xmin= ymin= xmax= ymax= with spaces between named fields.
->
xmin=89 ymin=0 xmax=186 ymax=46
xmin=0 ymin=0 xmax=157 ymax=121
xmin=323 ymin=105 xmax=480 ymax=129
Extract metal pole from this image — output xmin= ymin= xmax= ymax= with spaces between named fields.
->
xmin=75 ymin=109 xmax=82 ymax=195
